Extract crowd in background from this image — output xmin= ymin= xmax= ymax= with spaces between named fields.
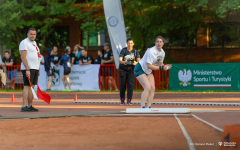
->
xmin=0 ymin=38 xmax=141 ymax=105
xmin=0 ymin=42 xmax=118 ymax=91
xmin=43 ymin=43 xmax=118 ymax=91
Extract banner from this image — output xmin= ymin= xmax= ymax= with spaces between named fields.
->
xmin=35 ymin=65 xmax=100 ymax=91
xmin=169 ymin=63 xmax=240 ymax=91
xmin=103 ymin=0 xmax=127 ymax=69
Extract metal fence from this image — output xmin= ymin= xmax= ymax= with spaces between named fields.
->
xmin=99 ymin=64 xmax=169 ymax=91
xmin=0 ymin=65 xmax=23 ymax=90
xmin=0 ymin=65 xmax=169 ymax=91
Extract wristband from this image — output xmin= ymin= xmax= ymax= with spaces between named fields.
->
xmin=26 ymin=69 xmax=30 ymax=71
xmin=159 ymin=66 xmax=164 ymax=70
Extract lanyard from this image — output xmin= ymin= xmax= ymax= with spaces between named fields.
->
xmin=32 ymin=44 xmax=39 ymax=51
xmin=32 ymin=43 xmax=41 ymax=58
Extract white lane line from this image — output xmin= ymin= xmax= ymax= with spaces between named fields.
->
xmin=106 ymin=114 xmax=192 ymax=117
xmin=74 ymin=101 xmax=240 ymax=106
xmin=174 ymin=114 xmax=196 ymax=150
xmin=192 ymin=114 xmax=224 ymax=132
xmin=190 ymin=109 xmax=225 ymax=112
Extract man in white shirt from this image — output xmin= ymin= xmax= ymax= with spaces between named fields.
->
xmin=19 ymin=28 xmax=41 ymax=112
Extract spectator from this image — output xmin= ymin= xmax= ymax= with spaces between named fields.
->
xmin=79 ymin=48 xmax=93 ymax=65
xmin=2 ymin=51 xmax=17 ymax=90
xmin=94 ymin=49 xmax=104 ymax=89
xmin=0 ymin=67 xmax=6 ymax=89
xmin=51 ymin=46 xmax=61 ymax=66
xmin=73 ymin=44 xmax=82 ymax=64
xmin=44 ymin=48 xmax=54 ymax=91
xmin=0 ymin=55 xmax=3 ymax=88
xmin=94 ymin=49 xmax=103 ymax=64
xmin=61 ymin=48 xmax=71 ymax=91
xmin=66 ymin=46 xmax=75 ymax=66
xmin=102 ymin=42 xmax=118 ymax=91
xmin=119 ymin=38 xmax=140 ymax=105
xmin=0 ymin=54 xmax=2 ymax=68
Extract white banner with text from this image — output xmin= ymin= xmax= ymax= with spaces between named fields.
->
xmin=35 ymin=65 xmax=100 ymax=91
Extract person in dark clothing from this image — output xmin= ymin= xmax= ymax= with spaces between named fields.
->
xmin=73 ymin=44 xmax=82 ymax=64
xmin=66 ymin=46 xmax=75 ymax=66
xmin=102 ymin=43 xmax=118 ymax=91
xmin=94 ymin=49 xmax=104 ymax=89
xmin=44 ymin=48 xmax=54 ymax=90
xmin=1 ymin=51 xmax=17 ymax=89
xmin=94 ymin=49 xmax=103 ymax=64
xmin=61 ymin=48 xmax=72 ymax=91
xmin=51 ymin=46 xmax=61 ymax=66
xmin=119 ymin=38 xmax=140 ymax=105
xmin=79 ymin=48 xmax=93 ymax=65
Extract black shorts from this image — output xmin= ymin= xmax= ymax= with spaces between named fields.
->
xmin=64 ymin=67 xmax=71 ymax=75
xmin=22 ymin=69 xmax=39 ymax=86
xmin=101 ymin=66 xmax=113 ymax=76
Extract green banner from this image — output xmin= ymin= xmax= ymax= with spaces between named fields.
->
xmin=169 ymin=63 xmax=240 ymax=91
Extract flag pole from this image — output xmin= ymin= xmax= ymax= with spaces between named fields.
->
xmin=27 ymin=77 xmax=38 ymax=100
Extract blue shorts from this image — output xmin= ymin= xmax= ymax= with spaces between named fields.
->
xmin=6 ymin=69 xmax=17 ymax=80
xmin=134 ymin=63 xmax=146 ymax=77
xmin=47 ymin=69 xmax=55 ymax=77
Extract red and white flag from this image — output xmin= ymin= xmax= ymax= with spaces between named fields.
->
xmin=31 ymin=86 xmax=38 ymax=100
xmin=28 ymin=77 xmax=51 ymax=104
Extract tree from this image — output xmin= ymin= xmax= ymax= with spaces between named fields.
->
xmin=2 ymin=0 xmax=239 ymax=63
xmin=214 ymin=0 xmax=240 ymax=62
xmin=72 ymin=0 xmax=106 ymax=50
xmin=0 ymin=0 xmax=82 ymax=56
xmin=121 ymin=0 xmax=205 ymax=63
xmin=190 ymin=0 xmax=240 ymax=62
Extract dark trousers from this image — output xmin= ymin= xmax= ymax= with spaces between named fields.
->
xmin=119 ymin=69 xmax=135 ymax=100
